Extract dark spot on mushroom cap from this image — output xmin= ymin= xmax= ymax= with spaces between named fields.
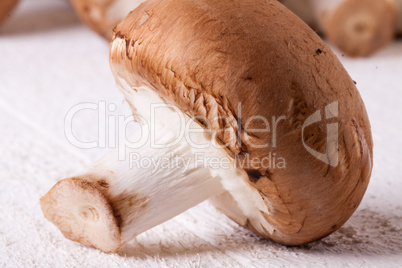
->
xmin=316 ymin=49 xmax=323 ymax=55
xmin=246 ymin=169 xmax=263 ymax=183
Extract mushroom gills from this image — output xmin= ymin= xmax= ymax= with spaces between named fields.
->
xmin=108 ymin=78 xmax=276 ymax=241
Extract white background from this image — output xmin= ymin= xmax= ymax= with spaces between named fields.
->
xmin=0 ymin=0 xmax=401 ymax=267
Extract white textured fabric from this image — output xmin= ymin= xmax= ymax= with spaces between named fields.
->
xmin=0 ymin=0 xmax=401 ymax=267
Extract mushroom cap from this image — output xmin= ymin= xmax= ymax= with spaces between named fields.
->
xmin=69 ymin=0 xmax=146 ymax=40
xmin=110 ymin=0 xmax=373 ymax=245
xmin=0 ymin=0 xmax=19 ymax=24
xmin=325 ymin=0 xmax=397 ymax=57
xmin=40 ymin=178 xmax=122 ymax=253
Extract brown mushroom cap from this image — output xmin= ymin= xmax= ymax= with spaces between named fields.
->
xmin=325 ymin=0 xmax=397 ymax=57
xmin=110 ymin=0 xmax=373 ymax=245
xmin=0 ymin=0 xmax=19 ymax=24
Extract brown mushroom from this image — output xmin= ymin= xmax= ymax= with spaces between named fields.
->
xmin=316 ymin=0 xmax=397 ymax=57
xmin=69 ymin=0 xmax=146 ymax=40
xmin=41 ymin=0 xmax=373 ymax=253
xmin=0 ymin=0 xmax=19 ymax=24
xmin=281 ymin=0 xmax=397 ymax=57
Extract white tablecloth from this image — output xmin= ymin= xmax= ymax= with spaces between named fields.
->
xmin=0 ymin=0 xmax=401 ymax=267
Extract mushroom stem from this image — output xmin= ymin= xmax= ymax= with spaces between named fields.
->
xmin=310 ymin=0 xmax=397 ymax=57
xmin=41 ymin=79 xmax=272 ymax=252
xmin=76 ymin=115 xmax=228 ymax=242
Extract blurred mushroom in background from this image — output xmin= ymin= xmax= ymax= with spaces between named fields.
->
xmin=69 ymin=0 xmax=146 ymax=40
xmin=0 ymin=0 xmax=19 ymax=25
xmin=280 ymin=0 xmax=399 ymax=57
